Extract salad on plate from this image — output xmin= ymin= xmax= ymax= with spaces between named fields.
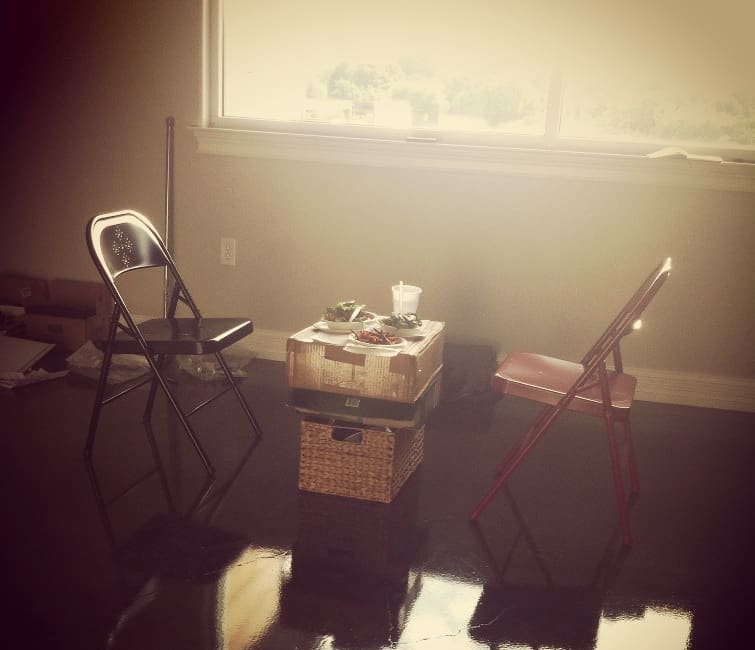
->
xmin=380 ymin=312 xmax=425 ymax=337
xmin=318 ymin=300 xmax=377 ymax=331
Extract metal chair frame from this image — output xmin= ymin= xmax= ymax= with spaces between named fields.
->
xmin=84 ymin=210 xmax=263 ymax=476
xmin=471 ymin=258 xmax=672 ymax=545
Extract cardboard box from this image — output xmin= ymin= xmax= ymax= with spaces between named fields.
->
xmin=0 ymin=274 xmax=49 ymax=308
xmin=286 ymin=320 xmax=445 ymax=403
xmin=290 ymin=368 xmax=442 ymax=429
xmin=298 ymin=418 xmax=424 ymax=503
xmin=24 ymin=279 xmax=112 ymax=350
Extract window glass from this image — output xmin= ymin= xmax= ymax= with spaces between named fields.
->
xmin=221 ymin=0 xmax=549 ymax=135
xmin=561 ymin=76 xmax=755 ymax=150
xmin=216 ymin=1 xmax=755 ymax=158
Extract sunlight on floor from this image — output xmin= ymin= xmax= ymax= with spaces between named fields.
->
xmin=594 ymin=606 xmax=692 ymax=650
xmin=396 ymin=572 xmax=485 ymax=649
xmin=218 ymin=547 xmax=289 ymax=649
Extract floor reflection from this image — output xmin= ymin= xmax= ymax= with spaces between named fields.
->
xmin=395 ymin=573 xmax=483 ymax=649
xmin=85 ymin=416 xmax=261 ymax=551
xmin=277 ymin=475 xmax=425 ymax=649
xmin=85 ymin=414 xmax=271 ymax=649
xmin=218 ymin=547 xmax=289 ymax=649
xmin=595 ymin=605 xmax=692 ymax=650
xmin=82 ymin=390 xmax=730 ymax=650
xmin=4 ymin=358 xmax=753 ymax=649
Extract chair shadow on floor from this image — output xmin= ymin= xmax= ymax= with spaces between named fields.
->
xmin=469 ymin=485 xmax=636 ymax=650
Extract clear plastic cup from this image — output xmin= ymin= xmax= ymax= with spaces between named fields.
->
xmin=391 ymin=285 xmax=422 ymax=314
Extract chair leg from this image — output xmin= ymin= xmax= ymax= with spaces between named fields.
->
xmin=214 ymin=351 xmax=264 ymax=437
xmin=623 ymin=420 xmax=640 ymax=495
xmin=495 ymin=407 xmax=549 ymax=475
xmin=143 ymin=419 xmax=176 ymax=516
xmin=85 ymin=333 xmax=117 ymax=457
xmin=606 ymin=417 xmax=632 ymax=546
xmin=141 ymin=354 xmax=216 ymax=477
xmin=142 ymin=354 xmax=164 ymax=424
xmin=471 ymin=405 xmax=557 ymax=521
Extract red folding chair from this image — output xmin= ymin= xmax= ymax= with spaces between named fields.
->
xmin=471 ymin=258 xmax=672 ymax=545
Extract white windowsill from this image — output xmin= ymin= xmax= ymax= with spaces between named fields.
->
xmin=190 ymin=126 xmax=755 ymax=193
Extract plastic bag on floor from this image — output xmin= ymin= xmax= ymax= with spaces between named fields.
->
xmin=177 ymin=344 xmax=256 ymax=382
xmin=66 ymin=341 xmax=150 ymax=384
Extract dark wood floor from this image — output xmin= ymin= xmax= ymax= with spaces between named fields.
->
xmin=2 ymin=356 xmax=754 ymax=649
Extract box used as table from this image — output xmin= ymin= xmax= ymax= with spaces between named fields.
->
xmin=298 ymin=417 xmax=424 ymax=503
xmin=286 ymin=320 xmax=445 ymax=403
xmin=289 ymin=368 xmax=442 ymax=429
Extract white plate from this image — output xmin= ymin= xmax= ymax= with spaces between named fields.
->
xmin=312 ymin=331 xmax=350 ymax=346
xmin=343 ymin=341 xmax=406 ymax=357
xmin=312 ymin=322 xmax=351 ymax=335
xmin=314 ymin=312 xmax=378 ymax=332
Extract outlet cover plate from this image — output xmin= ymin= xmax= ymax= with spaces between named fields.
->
xmin=220 ymin=237 xmax=236 ymax=266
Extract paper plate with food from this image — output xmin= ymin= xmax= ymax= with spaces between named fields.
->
xmin=314 ymin=300 xmax=378 ymax=332
xmin=343 ymin=328 xmax=407 ymax=356
xmin=380 ymin=313 xmax=426 ymax=338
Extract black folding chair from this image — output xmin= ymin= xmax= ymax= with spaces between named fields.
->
xmin=84 ymin=209 xmax=263 ymax=476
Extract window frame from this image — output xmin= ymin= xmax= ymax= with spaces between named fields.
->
xmin=196 ymin=0 xmax=755 ymax=192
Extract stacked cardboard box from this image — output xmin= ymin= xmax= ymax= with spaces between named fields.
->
xmin=286 ymin=321 xmax=445 ymax=502
xmin=25 ymin=279 xmax=112 ymax=350
xmin=286 ymin=320 xmax=444 ymax=403
xmin=0 ymin=275 xmax=112 ymax=350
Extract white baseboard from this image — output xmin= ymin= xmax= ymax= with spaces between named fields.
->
xmin=246 ymin=328 xmax=289 ymax=362
xmin=245 ymin=329 xmax=755 ymax=413
xmin=625 ymin=366 xmax=755 ymax=413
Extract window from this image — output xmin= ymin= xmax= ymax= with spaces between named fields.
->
xmin=200 ymin=1 xmax=755 ymax=174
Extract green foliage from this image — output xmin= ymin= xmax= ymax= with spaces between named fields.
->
xmin=582 ymin=88 xmax=755 ymax=146
xmin=325 ymin=60 xmax=529 ymax=128
xmin=392 ymin=81 xmax=442 ymax=125
xmin=327 ymin=63 xmax=398 ymax=102
xmin=444 ymin=77 xmax=526 ymax=126
xmin=481 ymin=85 xmax=524 ymax=127
xmin=319 ymin=60 xmax=755 ymax=146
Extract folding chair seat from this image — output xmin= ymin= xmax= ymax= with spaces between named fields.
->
xmin=84 ymin=209 xmax=263 ymax=477
xmin=471 ymin=258 xmax=672 ymax=545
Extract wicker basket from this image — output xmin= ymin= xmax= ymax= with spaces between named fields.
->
xmin=298 ymin=418 xmax=424 ymax=503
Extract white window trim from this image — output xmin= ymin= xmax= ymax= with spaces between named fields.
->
xmin=191 ymin=127 xmax=755 ymax=192
xmin=195 ymin=1 xmax=755 ymax=193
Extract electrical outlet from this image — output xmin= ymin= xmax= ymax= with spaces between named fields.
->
xmin=220 ymin=237 xmax=236 ymax=266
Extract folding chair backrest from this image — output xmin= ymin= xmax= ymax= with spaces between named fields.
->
xmin=88 ymin=211 xmax=171 ymax=279
xmin=87 ymin=210 xmax=199 ymax=320
xmin=580 ymin=257 xmax=672 ymax=377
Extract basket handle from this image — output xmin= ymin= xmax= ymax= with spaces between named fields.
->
xmin=331 ymin=426 xmax=364 ymax=444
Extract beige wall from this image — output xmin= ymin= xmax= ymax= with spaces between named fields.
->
xmin=2 ymin=3 xmax=754 ymax=400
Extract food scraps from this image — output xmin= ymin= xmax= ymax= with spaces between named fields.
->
xmin=352 ymin=328 xmax=402 ymax=345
